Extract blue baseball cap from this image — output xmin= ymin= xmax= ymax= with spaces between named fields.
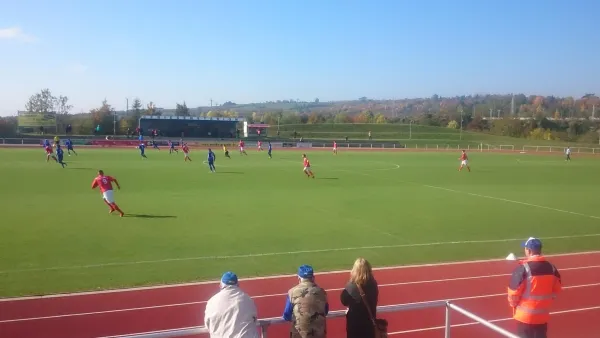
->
xmin=220 ymin=271 xmax=238 ymax=286
xmin=298 ymin=265 xmax=314 ymax=278
xmin=522 ymin=237 xmax=542 ymax=251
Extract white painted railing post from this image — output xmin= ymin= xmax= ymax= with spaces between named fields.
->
xmin=444 ymin=302 xmax=451 ymax=338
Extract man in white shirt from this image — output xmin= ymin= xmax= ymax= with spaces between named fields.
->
xmin=204 ymin=272 xmax=259 ymax=338
xmin=565 ymin=147 xmax=571 ymax=162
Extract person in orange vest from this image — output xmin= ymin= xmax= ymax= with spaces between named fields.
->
xmin=507 ymin=237 xmax=562 ymax=338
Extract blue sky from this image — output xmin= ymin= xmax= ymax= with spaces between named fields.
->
xmin=1 ymin=0 xmax=598 ymax=116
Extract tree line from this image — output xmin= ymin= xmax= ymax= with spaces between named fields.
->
xmin=1 ymin=89 xmax=599 ymax=144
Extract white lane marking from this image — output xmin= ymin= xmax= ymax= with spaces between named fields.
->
xmin=2 ymin=250 xmax=600 ymax=302
xmin=2 ymin=234 xmax=599 ymax=276
xmin=389 ymin=305 xmax=600 ymax=335
xmin=422 ymin=184 xmax=600 ymax=220
xmin=96 ymin=288 xmax=600 ymax=338
xmin=2 ymin=270 xmax=600 ymax=323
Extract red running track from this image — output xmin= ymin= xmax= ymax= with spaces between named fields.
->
xmin=1 ymin=251 xmax=600 ymax=338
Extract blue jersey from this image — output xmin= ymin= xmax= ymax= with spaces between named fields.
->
xmin=65 ymin=140 xmax=73 ymax=148
xmin=169 ymin=141 xmax=175 ymax=148
xmin=139 ymin=144 xmax=145 ymax=153
xmin=208 ymin=151 xmax=216 ymax=162
xmin=43 ymin=140 xmax=50 ymax=147
xmin=56 ymin=148 xmax=64 ymax=157
xmin=268 ymin=144 xmax=272 ymax=151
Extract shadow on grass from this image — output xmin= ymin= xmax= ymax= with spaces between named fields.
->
xmin=123 ymin=214 xmax=177 ymax=219
xmin=68 ymin=167 xmax=94 ymax=170
xmin=217 ymin=171 xmax=244 ymax=174
xmin=317 ymin=177 xmax=339 ymax=180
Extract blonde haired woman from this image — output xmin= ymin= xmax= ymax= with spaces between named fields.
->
xmin=340 ymin=258 xmax=379 ymax=338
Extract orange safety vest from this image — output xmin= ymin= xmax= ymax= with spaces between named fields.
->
xmin=507 ymin=256 xmax=562 ymax=324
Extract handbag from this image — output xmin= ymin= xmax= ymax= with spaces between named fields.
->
xmin=356 ymin=283 xmax=388 ymax=338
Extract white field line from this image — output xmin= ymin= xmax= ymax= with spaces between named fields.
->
xmin=389 ymin=305 xmax=600 ymax=335
xmin=340 ymin=163 xmax=600 ymax=221
xmin=2 ymin=234 xmax=600 ymax=277
xmin=422 ymin=184 xmax=600 ymax=220
xmin=2 ymin=266 xmax=599 ymax=323
xmin=2 ymin=250 xmax=600 ymax=302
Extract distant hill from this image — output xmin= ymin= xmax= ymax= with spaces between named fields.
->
xmin=155 ymin=94 xmax=599 ymax=120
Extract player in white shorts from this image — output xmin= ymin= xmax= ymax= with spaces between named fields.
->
xmin=333 ymin=141 xmax=338 ymax=155
xmin=459 ymin=150 xmax=471 ymax=172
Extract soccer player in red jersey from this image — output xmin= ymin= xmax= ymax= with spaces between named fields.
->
xmin=182 ymin=143 xmax=192 ymax=162
xmin=459 ymin=150 xmax=471 ymax=172
xmin=333 ymin=141 xmax=338 ymax=155
xmin=257 ymin=140 xmax=262 ymax=151
xmin=239 ymin=140 xmax=247 ymax=155
xmin=45 ymin=145 xmax=57 ymax=162
xmin=91 ymin=170 xmax=124 ymax=217
xmin=302 ymin=154 xmax=315 ymax=178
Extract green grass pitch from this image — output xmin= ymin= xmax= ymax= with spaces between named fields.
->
xmin=0 ymin=147 xmax=599 ymax=297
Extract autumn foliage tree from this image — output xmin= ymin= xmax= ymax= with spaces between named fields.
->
xmin=88 ymin=100 xmax=115 ymax=135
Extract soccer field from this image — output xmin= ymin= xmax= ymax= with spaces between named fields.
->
xmin=1 ymin=147 xmax=599 ymax=297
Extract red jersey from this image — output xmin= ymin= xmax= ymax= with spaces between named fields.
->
xmin=333 ymin=142 xmax=337 ymax=148
xmin=45 ymin=146 xmax=53 ymax=154
xmin=182 ymin=145 xmax=189 ymax=153
xmin=239 ymin=141 xmax=245 ymax=147
xmin=460 ymin=153 xmax=468 ymax=161
xmin=257 ymin=141 xmax=262 ymax=146
xmin=92 ymin=175 xmax=116 ymax=193
xmin=303 ymin=158 xmax=310 ymax=167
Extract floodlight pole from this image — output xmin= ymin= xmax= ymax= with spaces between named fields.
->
xmin=460 ymin=109 xmax=463 ymax=141
xmin=409 ymin=120 xmax=412 ymax=139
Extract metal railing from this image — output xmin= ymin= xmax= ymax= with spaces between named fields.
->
xmin=107 ymin=300 xmax=519 ymax=338
xmin=2 ymin=137 xmax=600 ymax=154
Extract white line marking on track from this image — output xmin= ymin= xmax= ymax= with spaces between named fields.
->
xmin=422 ymin=184 xmax=600 ymax=220
xmin=389 ymin=305 xmax=600 ymax=335
xmin=97 ymin=293 xmax=600 ymax=338
xmin=2 ymin=250 xmax=599 ymax=301
xmin=2 ymin=269 xmax=600 ymax=323
xmin=2 ymin=234 xmax=599 ymax=276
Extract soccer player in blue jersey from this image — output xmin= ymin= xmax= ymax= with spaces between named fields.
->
xmin=268 ymin=142 xmax=272 ymax=159
xmin=43 ymin=139 xmax=50 ymax=148
xmin=207 ymin=148 xmax=216 ymax=172
xmin=56 ymin=145 xmax=67 ymax=168
xmin=152 ymin=140 xmax=160 ymax=150
xmin=168 ymin=140 xmax=178 ymax=154
xmin=138 ymin=143 xmax=147 ymax=158
xmin=65 ymin=138 xmax=78 ymax=156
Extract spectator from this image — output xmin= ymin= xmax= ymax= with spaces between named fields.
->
xmin=507 ymin=237 xmax=562 ymax=338
xmin=283 ymin=265 xmax=328 ymax=338
xmin=204 ymin=272 xmax=259 ymax=338
xmin=341 ymin=258 xmax=379 ymax=338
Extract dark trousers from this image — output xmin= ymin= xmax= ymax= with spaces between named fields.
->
xmin=517 ymin=321 xmax=547 ymax=338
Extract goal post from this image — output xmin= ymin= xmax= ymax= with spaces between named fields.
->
xmin=498 ymin=145 xmax=515 ymax=151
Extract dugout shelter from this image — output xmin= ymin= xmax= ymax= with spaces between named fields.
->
xmin=139 ymin=115 xmax=245 ymax=138
xmin=243 ymin=123 xmax=270 ymax=137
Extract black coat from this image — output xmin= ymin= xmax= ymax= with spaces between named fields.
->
xmin=340 ymin=278 xmax=378 ymax=338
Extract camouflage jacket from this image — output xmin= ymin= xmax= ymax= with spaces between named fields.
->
xmin=288 ymin=280 xmax=328 ymax=338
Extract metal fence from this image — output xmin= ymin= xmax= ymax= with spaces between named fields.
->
xmin=106 ymin=300 xmax=520 ymax=338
